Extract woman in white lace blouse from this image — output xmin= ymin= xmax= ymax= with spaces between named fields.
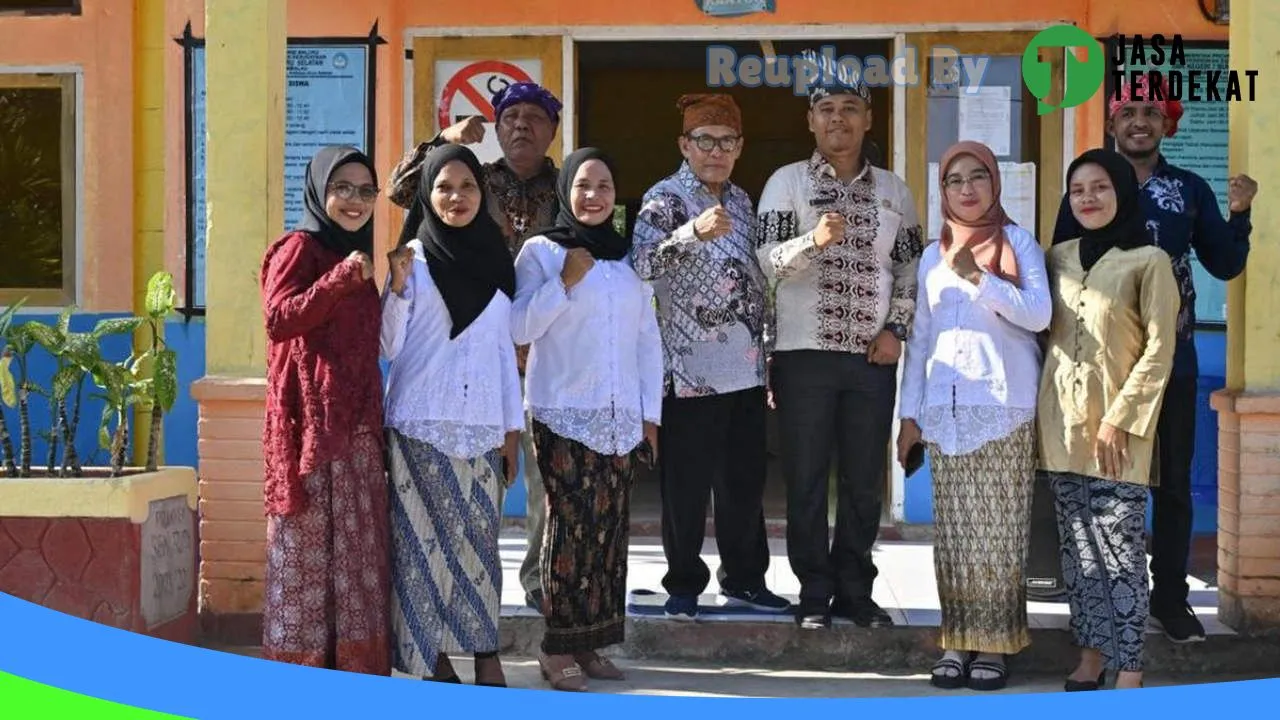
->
xmin=511 ymin=147 xmax=663 ymax=692
xmin=381 ymin=144 xmax=523 ymax=687
xmin=896 ymin=141 xmax=1052 ymax=692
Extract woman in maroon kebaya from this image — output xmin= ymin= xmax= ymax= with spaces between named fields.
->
xmin=258 ymin=145 xmax=392 ymax=675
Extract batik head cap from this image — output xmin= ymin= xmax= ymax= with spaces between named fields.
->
xmin=677 ymin=93 xmax=743 ymax=134
xmin=1109 ymin=73 xmax=1183 ymax=138
xmin=492 ymin=82 xmax=563 ymax=125
xmin=799 ymin=48 xmax=872 ymax=106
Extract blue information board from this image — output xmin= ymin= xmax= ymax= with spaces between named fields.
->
xmin=188 ymin=44 xmax=370 ymax=309
xmin=1125 ymin=46 xmax=1231 ymax=325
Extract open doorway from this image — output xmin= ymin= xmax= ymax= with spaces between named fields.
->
xmin=575 ymin=38 xmax=897 ymax=526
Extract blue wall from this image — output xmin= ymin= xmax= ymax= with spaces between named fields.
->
xmin=0 ymin=313 xmax=206 ymax=474
xmin=163 ymin=318 xmax=205 ymax=469
xmin=903 ymin=329 xmax=1226 ymax=535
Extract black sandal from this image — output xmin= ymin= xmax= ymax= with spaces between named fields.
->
xmin=967 ymin=657 xmax=1009 ymax=691
xmin=929 ymin=654 xmax=971 ymax=689
xmin=1064 ymin=670 xmax=1106 ymax=692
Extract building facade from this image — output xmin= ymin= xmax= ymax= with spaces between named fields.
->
xmin=1 ymin=0 xmax=1276 ymax=635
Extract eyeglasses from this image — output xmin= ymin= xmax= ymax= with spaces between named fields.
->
xmin=328 ymin=181 xmax=380 ymax=202
xmin=685 ymin=134 xmax=741 ymax=153
xmin=942 ymin=171 xmax=992 ymax=191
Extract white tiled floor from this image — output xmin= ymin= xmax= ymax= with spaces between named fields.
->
xmin=497 ymin=533 xmax=1233 ymax=635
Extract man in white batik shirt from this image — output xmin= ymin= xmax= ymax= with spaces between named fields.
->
xmin=756 ymin=49 xmax=924 ymax=631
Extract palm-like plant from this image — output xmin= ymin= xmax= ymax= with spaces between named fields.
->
xmin=132 ymin=271 xmax=177 ymax=472
xmin=0 ymin=304 xmax=39 ymax=477
xmin=0 ymin=271 xmax=177 ymax=479
xmin=0 ymin=299 xmax=24 ymax=477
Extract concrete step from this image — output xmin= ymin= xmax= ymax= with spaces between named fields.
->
xmin=496 ymin=613 xmax=1280 ymax=676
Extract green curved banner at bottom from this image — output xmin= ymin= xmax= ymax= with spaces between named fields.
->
xmin=0 ymin=671 xmax=190 ymax=719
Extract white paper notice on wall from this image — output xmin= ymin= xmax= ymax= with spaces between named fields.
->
xmin=433 ymin=59 xmax=543 ymax=165
xmin=927 ymin=162 xmax=943 ymax=241
xmin=958 ymin=86 xmax=1012 ymax=157
xmin=926 ymin=161 xmax=1038 ymax=242
xmin=998 ymin=161 xmax=1038 ymax=234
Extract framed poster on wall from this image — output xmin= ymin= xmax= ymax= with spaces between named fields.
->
xmin=178 ymin=23 xmax=384 ymax=315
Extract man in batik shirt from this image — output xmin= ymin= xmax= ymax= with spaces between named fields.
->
xmin=756 ymin=50 xmax=923 ymax=631
xmin=631 ymin=93 xmax=790 ymax=622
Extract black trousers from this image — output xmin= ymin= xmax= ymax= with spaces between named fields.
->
xmin=659 ymin=386 xmax=770 ymax=597
xmin=1150 ymin=374 xmax=1198 ymax=609
xmin=771 ymin=350 xmax=897 ymax=608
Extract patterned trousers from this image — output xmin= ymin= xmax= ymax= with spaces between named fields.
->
xmin=1046 ymin=471 xmax=1149 ymax=672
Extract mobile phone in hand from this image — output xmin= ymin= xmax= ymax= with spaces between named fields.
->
xmin=637 ymin=440 xmax=655 ymax=470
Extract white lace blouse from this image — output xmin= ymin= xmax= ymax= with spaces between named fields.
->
xmin=898 ymin=224 xmax=1052 ymax=456
xmin=380 ymin=240 xmax=524 ymax=459
xmin=511 ymin=235 xmax=664 ymax=456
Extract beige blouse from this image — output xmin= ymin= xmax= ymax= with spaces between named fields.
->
xmin=1037 ymin=239 xmax=1179 ymax=487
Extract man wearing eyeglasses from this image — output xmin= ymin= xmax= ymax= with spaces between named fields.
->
xmin=630 ymin=93 xmax=789 ymax=621
xmin=387 ymin=81 xmax=563 ymax=617
xmin=756 ymin=50 xmax=923 ymax=630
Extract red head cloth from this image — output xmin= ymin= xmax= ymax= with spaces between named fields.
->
xmin=1109 ymin=73 xmax=1184 ymax=138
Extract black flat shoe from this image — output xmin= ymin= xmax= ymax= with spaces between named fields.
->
xmin=1064 ymin=670 xmax=1106 ymax=692
xmin=430 ymin=674 xmax=462 ymax=683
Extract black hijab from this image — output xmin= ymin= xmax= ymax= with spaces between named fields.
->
xmin=535 ymin=147 xmax=631 ymax=261
xmin=401 ymin=143 xmax=515 ymax=339
xmin=296 ymin=146 xmax=377 ymax=256
xmin=1066 ymin=148 xmax=1153 ymax=271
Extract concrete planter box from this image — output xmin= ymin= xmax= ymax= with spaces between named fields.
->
xmin=0 ymin=467 xmax=198 ymax=644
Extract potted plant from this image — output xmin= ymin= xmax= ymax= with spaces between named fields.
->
xmin=0 ymin=271 xmax=197 ymax=645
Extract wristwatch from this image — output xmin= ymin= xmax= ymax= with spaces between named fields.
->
xmin=886 ymin=322 xmax=908 ymax=342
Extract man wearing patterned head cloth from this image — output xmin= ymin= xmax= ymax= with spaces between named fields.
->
xmin=755 ymin=48 xmax=923 ymax=632
xmin=1051 ymin=72 xmax=1258 ymax=644
xmin=630 ymin=93 xmax=790 ymax=621
xmin=387 ymin=81 xmax=564 ymax=616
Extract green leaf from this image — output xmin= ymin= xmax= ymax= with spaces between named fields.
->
xmin=0 ymin=353 xmax=16 ymax=408
xmin=18 ymin=321 xmax=58 ymax=353
xmin=145 ymin=271 xmax=177 ymax=319
xmin=98 ymin=404 xmax=113 ymax=449
xmin=63 ymin=333 xmax=100 ymax=369
xmin=153 ymin=349 xmax=178 ymax=410
xmin=0 ymin=297 xmax=28 ymax=339
xmin=51 ymin=364 xmax=80 ymax=401
xmin=57 ymin=305 xmax=75 ymax=336
xmin=92 ymin=317 xmax=144 ymax=339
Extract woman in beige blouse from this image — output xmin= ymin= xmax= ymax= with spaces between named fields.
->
xmin=1038 ymin=148 xmax=1177 ymax=692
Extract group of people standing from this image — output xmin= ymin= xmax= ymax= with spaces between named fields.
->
xmin=256 ymin=51 xmax=1258 ymax=695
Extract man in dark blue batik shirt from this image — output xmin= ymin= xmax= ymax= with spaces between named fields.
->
xmin=1052 ymin=73 xmax=1258 ymax=644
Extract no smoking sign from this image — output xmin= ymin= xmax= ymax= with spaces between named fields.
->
xmin=436 ymin=59 xmax=536 ymax=129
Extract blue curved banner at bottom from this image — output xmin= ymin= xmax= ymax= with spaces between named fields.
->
xmin=0 ymin=592 xmax=1273 ymax=718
